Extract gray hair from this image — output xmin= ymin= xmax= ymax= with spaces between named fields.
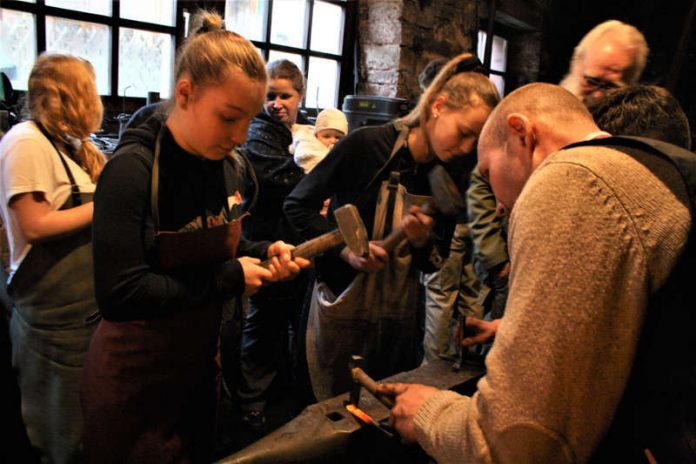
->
xmin=560 ymin=20 xmax=649 ymax=97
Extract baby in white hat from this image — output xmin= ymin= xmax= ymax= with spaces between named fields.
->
xmin=290 ymin=107 xmax=348 ymax=173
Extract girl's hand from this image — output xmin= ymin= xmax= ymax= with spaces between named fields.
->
xmin=265 ymin=241 xmax=311 ymax=280
xmin=341 ymin=242 xmax=388 ymax=273
xmin=401 ymin=205 xmax=433 ymax=248
xmin=237 ymin=257 xmax=273 ymax=295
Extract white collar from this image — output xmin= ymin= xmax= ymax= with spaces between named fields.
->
xmin=583 ymin=130 xmax=612 ymax=141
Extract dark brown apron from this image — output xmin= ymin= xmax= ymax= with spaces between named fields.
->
xmin=81 ymin=127 xmax=233 ymax=463
xmin=8 ymin=121 xmax=97 ymax=464
xmin=81 ymin=305 xmax=222 ymax=464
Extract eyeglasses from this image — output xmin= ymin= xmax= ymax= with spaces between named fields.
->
xmin=582 ymin=75 xmax=623 ymax=92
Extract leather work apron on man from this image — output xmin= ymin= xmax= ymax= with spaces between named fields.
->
xmin=306 ymin=126 xmax=428 ymax=401
xmin=8 ymin=127 xmax=98 ymax=463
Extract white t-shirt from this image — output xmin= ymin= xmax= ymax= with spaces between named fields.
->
xmin=0 ymin=121 xmax=96 ymax=274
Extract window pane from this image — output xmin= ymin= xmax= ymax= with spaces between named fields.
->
xmin=477 ymin=31 xmax=507 ymax=73
xmin=225 ymin=0 xmax=268 ymax=42
xmin=119 ymin=28 xmax=174 ymax=98
xmin=490 ymin=74 xmax=505 ymax=97
xmin=491 ymin=35 xmax=507 ymax=72
xmin=46 ymin=17 xmax=110 ymax=95
xmin=183 ymin=10 xmax=190 ymax=38
xmin=0 ymin=9 xmax=36 ymax=91
xmin=477 ymin=30 xmax=486 ymax=62
xmin=120 ymin=0 xmax=175 ymax=27
xmin=310 ymin=1 xmax=343 ymax=55
xmin=306 ymin=57 xmax=339 ymax=109
xmin=268 ymin=50 xmax=304 ymax=74
xmin=46 ymin=0 xmax=111 ymax=16
xmin=270 ymin=0 xmax=307 ymax=48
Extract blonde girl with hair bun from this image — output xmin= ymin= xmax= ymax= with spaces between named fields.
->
xmin=81 ymin=10 xmax=309 ymax=462
xmin=0 ymin=52 xmax=105 ymax=463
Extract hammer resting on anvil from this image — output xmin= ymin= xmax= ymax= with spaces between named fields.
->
xmin=346 ymin=355 xmax=396 ymax=438
xmin=261 ymin=204 xmax=368 ymax=267
xmin=348 ymin=355 xmax=395 ymax=409
xmin=379 ymin=165 xmax=465 ymax=252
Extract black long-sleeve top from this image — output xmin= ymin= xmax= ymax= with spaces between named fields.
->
xmin=284 ymin=122 xmax=458 ymax=294
xmin=93 ymin=115 xmax=269 ymax=321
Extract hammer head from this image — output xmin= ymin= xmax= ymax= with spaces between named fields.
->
xmin=333 ymin=204 xmax=369 ymax=258
xmin=348 ymin=355 xmax=365 ymax=406
xmin=427 ymin=165 xmax=465 ymax=216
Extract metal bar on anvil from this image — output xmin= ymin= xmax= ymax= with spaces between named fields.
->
xmin=216 ymin=358 xmax=485 ymax=464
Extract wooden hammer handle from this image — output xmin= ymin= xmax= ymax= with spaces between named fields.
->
xmin=378 ymin=200 xmax=437 ymax=253
xmin=260 ymin=229 xmax=343 ymax=268
xmin=352 ymin=367 xmax=395 ymax=409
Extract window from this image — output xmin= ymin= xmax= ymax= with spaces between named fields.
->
xmin=0 ymin=8 xmax=36 ymax=91
xmin=45 ymin=16 xmax=110 ymax=94
xmin=0 ymin=0 xmax=178 ymax=98
xmin=0 ymin=1 xmax=354 ymax=110
xmin=225 ymin=0 xmax=352 ymax=110
xmin=477 ymin=30 xmax=508 ymax=97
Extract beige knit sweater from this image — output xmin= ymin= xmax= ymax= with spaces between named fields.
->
xmin=413 ymin=145 xmax=691 ymax=463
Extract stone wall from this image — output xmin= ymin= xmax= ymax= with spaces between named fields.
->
xmin=357 ymin=0 xmax=479 ymax=102
xmin=357 ymin=0 xmax=404 ymax=98
xmin=507 ymin=31 xmax=543 ymax=89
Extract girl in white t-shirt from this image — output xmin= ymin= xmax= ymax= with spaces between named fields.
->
xmin=0 ymin=52 xmax=105 ymax=463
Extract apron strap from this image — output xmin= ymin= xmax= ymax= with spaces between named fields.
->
xmin=150 ymin=126 xmax=233 ymax=234
xmin=150 ymin=128 xmax=163 ymax=233
xmin=383 ymin=171 xmax=401 ymax=237
xmin=365 ymin=122 xmax=410 ymax=191
xmin=33 ymin=121 xmax=82 ymax=206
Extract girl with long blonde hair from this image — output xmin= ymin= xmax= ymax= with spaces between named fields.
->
xmin=0 ymin=52 xmax=105 ymax=463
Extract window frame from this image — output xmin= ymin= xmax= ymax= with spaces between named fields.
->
xmin=1 ymin=0 xmax=356 ymax=113
xmin=1 ymin=0 xmax=185 ymax=103
xmin=230 ymin=0 xmax=356 ymax=113
xmin=478 ymin=22 xmax=510 ymax=96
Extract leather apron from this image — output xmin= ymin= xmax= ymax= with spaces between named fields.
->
xmin=80 ymin=127 xmax=233 ymax=464
xmin=8 ymin=122 xmax=98 ymax=464
xmin=306 ymin=127 xmax=429 ymax=401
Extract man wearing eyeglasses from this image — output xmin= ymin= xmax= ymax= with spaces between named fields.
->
xmin=560 ymin=20 xmax=649 ymax=107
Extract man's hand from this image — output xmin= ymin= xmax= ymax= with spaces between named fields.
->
xmin=459 ymin=316 xmax=501 ymax=347
xmin=265 ymin=241 xmax=311 ymax=281
xmin=340 ymin=242 xmax=388 ymax=273
xmin=375 ymin=383 xmax=441 ymax=442
xmin=401 ymin=205 xmax=434 ymax=248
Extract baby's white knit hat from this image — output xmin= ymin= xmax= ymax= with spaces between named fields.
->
xmin=314 ymin=108 xmax=348 ymax=136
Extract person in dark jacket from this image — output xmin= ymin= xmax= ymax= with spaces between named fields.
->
xmin=80 ymin=12 xmax=308 ymax=463
xmin=236 ymin=59 xmax=313 ymax=430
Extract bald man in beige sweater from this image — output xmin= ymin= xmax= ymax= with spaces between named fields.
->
xmin=378 ymin=83 xmax=693 ymax=462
